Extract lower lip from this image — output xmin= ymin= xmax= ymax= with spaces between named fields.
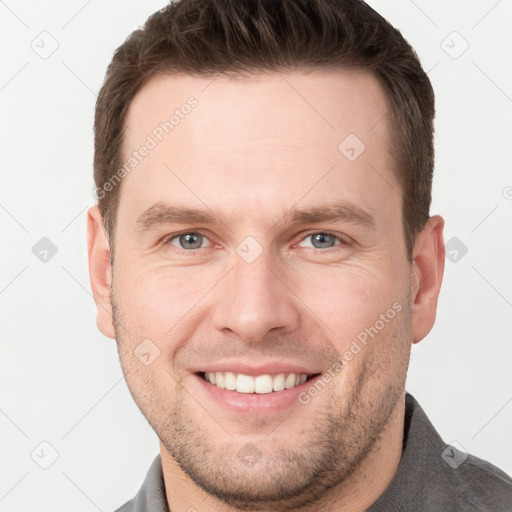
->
xmin=193 ymin=373 xmax=322 ymax=414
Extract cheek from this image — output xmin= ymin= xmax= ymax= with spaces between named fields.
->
xmin=292 ymin=266 xmax=406 ymax=368
xmin=290 ymin=262 xmax=406 ymax=351
xmin=114 ymin=262 xmax=224 ymax=342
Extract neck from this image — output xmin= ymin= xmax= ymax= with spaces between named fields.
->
xmin=161 ymin=392 xmax=406 ymax=512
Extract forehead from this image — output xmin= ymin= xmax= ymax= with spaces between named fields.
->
xmin=124 ymin=68 xmax=391 ymax=151
xmin=119 ymin=69 xmax=398 ymax=230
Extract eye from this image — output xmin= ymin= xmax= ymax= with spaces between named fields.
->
xmin=297 ymin=232 xmax=347 ymax=249
xmin=168 ymin=232 xmax=212 ymax=251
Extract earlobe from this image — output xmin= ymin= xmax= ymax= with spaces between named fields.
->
xmin=87 ymin=205 xmax=116 ymax=339
xmin=410 ymin=215 xmax=446 ymax=344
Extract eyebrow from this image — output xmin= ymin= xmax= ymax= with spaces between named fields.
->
xmin=135 ymin=200 xmax=376 ymax=232
xmin=284 ymin=203 xmax=376 ymax=230
xmin=135 ymin=202 xmax=221 ymax=231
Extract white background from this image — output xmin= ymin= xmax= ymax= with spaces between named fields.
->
xmin=1 ymin=0 xmax=511 ymax=510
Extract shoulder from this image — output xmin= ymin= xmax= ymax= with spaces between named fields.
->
xmin=411 ymin=394 xmax=512 ymax=511
xmin=369 ymin=394 xmax=512 ymax=511
xmin=110 ymin=454 xmax=167 ymax=512
xmin=112 ymin=498 xmax=135 ymax=512
xmin=447 ymin=449 xmax=512 ymax=511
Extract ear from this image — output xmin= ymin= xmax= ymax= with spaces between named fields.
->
xmin=410 ymin=215 xmax=445 ymax=344
xmin=87 ymin=205 xmax=115 ymax=339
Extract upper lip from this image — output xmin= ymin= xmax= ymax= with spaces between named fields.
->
xmin=192 ymin=360 xmax=322 ymax=377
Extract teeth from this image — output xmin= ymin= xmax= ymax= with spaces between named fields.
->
xmin=273 ymin=373 xmax=285 ymax=392
xmin=203 ymin=371 xmax=310 ymax=393
xmin=254 ymin=375 xmax=273 ymax=394
xmin=285 ymin=373 xmax=296 ymax=389
xmin=236 ymin=374 xmax=255 ymax=393
xmin=224 ymin=371 xmax=236 ymax=390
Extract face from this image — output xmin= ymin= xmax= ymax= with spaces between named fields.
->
xmin=88 ymin=69 xmax=444 ymax=510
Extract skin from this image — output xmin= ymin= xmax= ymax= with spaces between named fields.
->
xmin=88 ymin=69 xmax=445 ymax=511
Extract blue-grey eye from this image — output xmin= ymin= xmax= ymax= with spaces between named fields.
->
xmin=309 ymin=233 xmax=338 ymax=249
xmin=175 ymin=233 xmax=204 ymax=250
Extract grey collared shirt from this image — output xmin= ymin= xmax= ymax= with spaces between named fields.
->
xmin=114 ymin=393 xmax=512 ymax=511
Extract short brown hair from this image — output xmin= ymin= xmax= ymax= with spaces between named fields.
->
xmin=94 ymin=0 xmax=435 ymax=262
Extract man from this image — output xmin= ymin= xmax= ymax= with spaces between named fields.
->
xmin=87 ymin=0 xmax=512 ymax=510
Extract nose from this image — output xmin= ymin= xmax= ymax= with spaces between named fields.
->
xmin=211 ymin=249 xmax=300 ymax=343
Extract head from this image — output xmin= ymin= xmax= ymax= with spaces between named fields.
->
xmin=88 ymin=1 xmax=445 ymax=510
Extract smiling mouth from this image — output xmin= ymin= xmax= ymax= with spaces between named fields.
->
xmin=197 ymin=371 xmax=321 ymax=394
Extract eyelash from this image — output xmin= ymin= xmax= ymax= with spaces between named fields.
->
xmin=164 ymin=230 xmax=350 ymax=253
